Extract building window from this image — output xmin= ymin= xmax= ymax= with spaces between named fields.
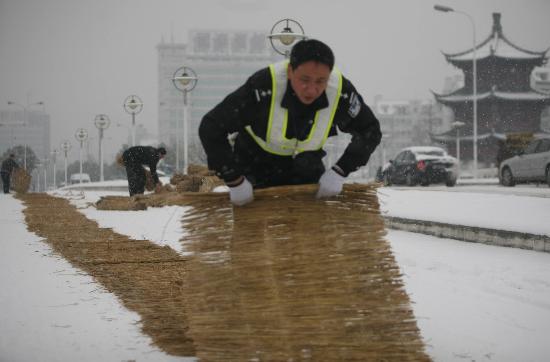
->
xmin=193 ymin=32 xmax=210 ymax=53
xmin=231 ymin=33 xmax=247 ymax=53
xmin=213 ymin=33 xmax=228 ymax=54
xmin=249 ymin=33 xmax=265 ymax=54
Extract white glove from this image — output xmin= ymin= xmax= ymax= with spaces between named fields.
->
xmin=228 ymin=177 xmax=254 ymax=206
xmin=316 ymin=168 xmax=345 ymax=198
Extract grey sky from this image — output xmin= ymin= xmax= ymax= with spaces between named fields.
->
xmin=1 ymin=0 xmax=549 ymax=160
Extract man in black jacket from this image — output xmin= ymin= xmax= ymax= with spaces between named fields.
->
xmin=1 ymin=154 xmax=19 ymax=194
xmin=199 ymin=39 xmax=381 ymax=206
xmin=122 ymin=146 xmax=166 ymax=196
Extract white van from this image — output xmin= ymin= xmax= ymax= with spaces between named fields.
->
xmin=70 ymin=173 xmax=91 ymax=184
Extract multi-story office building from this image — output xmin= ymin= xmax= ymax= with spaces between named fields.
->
xmin=0 ymin=109 xmax=50 ymax=163
xmin=157 ymin=30 xmax=278 ymax=168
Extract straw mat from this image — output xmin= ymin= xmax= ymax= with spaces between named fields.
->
xmin=18 ymin=184 xmax=429 ymax=361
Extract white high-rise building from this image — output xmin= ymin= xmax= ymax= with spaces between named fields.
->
xmin=157 ymin=30 xmax=278 ymax=168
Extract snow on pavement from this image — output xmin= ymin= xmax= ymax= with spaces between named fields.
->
xmin=0 ymin=193 xmax=194 ymax=362
xmin=378 ymin=187 xmax=550 ymax=236
xmin=2 ymin=187 xmax=550 ymax=361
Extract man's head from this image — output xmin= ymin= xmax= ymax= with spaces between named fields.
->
xmin=9 ymin=154 xmax=15 ymax=158
xmin=158 ymin=147 xmax=167 ymax=159
xmin=287 ymin=39 xmax=335 ymax=105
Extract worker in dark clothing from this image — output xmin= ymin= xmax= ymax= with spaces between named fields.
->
xmin=122 ymin=146 xmax=166 ymax=196
xmin=1 ymin=154 xmax=20 ymax=194
xmin=199 ymin=39 xmax=381 ymax=206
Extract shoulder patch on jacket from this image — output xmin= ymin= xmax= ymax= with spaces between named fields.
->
xmin=348 ymin=92 xmax=361 ymax=118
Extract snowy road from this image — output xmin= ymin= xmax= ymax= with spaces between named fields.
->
xmin=383 ymin=183 xmax=550 ymax=198
xmin=390 ymin=230 xmax=550 ymax=362
xmin=2 ymin=187 xmax=550 ymax=361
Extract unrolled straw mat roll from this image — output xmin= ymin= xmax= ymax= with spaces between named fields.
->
xmin=179 ymin=183 xmax=429 ymax=361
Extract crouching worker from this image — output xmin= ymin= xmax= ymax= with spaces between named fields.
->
xmin=122 ymin=146 xmax=166 ymax=196
xmin=199 ymin=39 xmax=381 ymax=206
xmin=1 ymin=154 xmax=19 ymax=194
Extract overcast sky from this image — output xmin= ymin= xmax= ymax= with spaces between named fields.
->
xmin=1 ymin=0 xmax=549 ymax=160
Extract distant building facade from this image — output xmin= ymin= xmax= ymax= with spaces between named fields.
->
xmin=157 ymin=30 xmax=278 ymax=169
xmin=0 ymin=109 xmax=50 ymax=162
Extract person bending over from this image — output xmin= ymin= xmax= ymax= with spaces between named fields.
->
xmin=122 ymin=146 xmax=166 ymax=196
xmin=199 ymin=39 xmax=381 ymax=206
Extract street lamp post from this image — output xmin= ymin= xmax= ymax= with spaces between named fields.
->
xmin=94 ymin=114 xmax=111 ymax=182
xmin=43 ymin=158 xmax=49 ymax=191
xmin=434 ymin=4 xmax=477 ymax=178
xmin=75 ymin=128 xmax=88 ymax=184
xmin=35 ymin=161 xmax=42 ymax=192
xmin=268 ymin=18 xmax=307 ymax=57
xmin=7 ymin=100 xmax=44 ymax=170
xmin=60 ymin=141 xmax=72 ymax=186
xmin=123 ymin=95 xmax=143 ymax=146
xmin=51 ymin=149 xmax=59 ymax=189
xmin=381 ymin=134 xmax=391 ymax=167
xmin=172 ymin=66 xmax=198 ymax=174
xmin=452 ymin=121 xmax=466 ymax=169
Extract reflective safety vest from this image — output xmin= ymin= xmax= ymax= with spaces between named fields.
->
xmin=245 ymin=61 xmax=343 ymax=156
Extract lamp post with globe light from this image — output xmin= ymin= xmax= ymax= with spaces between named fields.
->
xmin=51 ymin=149 xmax=59 ymax=189
xmin=434 ymin=4 xmax=478 ymax=178
xmin=268 ymin=18 xmax=307 ymax=58
xmin=60 ymin=141 xmax=72 ymax=186
xmin=452 ymin=121 xmax=466 ymax=169
xmin=172 ymin=66 xmax=198 ymax=174
xmin=34 ymin=161 xmax=42 ymax=191
xmin=94 ymin=114 xmax=110 ymax=182
xmin=123 ymin=95 xmax=143 ymax=146
xmin=74 ymin=128 xmax=88 ymax=184
xmin=42 ymin=158 xmax=49 ymax=191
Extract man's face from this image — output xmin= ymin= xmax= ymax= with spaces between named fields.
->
xmin=287 ymin=61 xmax=331 ymax=105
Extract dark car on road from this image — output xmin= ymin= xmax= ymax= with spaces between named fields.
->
xmin=499 ymin=137 xmax=550 ymax=187
xmin=381 ymin=146 xmax=458 ymax=187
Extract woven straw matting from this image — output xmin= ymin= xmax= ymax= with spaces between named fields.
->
xmin=11 ymin=168 xmax=31 ymax=193
xmin=19 ymin=184 xmax=429 ymax=361
xmin=19 ymin=193 xmax=195 ymax=356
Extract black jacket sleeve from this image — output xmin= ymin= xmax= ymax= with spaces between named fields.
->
xmin=332 ymin=78 xmax=382 ymax=176
xmin=148 ymin=158 xmax=160 ymax=184
xmin=199 ymin=71 xmax=261 ymax=183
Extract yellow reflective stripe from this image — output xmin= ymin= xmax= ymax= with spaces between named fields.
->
xmin=280 ymin=110 xmax=290 ymax=145
xmin=266 ymin=64 xmax=278 ymax=142
xmin=248 ymin=62 xmax=342 ymax=156
xmin=322 ymin=69 xmax=343 ymax=144
xmin=245 ymin=125 xmax=294 ymax=156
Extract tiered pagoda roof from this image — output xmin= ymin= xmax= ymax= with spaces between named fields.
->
xmin=431 ymin=12 xmax=550 ymax=148
xmin=433 ymin=13 xmax=550 ymax=105
xmin=444 ymin=13 xmax=548 ymax=65
xmin=433 ymin=88 xmax=550 ymax=105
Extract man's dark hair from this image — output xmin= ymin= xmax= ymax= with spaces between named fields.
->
xmin=289 ymin=39 xmax=335 ymax=71
xmin=158 ymin=147 xmax=167 ymax=156
xmin=9 ymin=154 xmax=15 ymax=158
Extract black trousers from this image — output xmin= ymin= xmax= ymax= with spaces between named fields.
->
xmin=1 ymin=171 xmax=10 ymax=193
xmin=125 ymin=163 xmax=145 ymax=196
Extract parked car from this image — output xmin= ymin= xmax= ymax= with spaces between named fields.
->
xmin=69 ymin=173 xmax=91 ymax=184
xmin=499 ymin=137 xmax=550 ymax=187
xmin=381 ymin=146 xmax=458 ymax=187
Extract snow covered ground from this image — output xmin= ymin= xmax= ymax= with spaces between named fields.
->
xmin=1 ymin=185 xmax=550 ymax=361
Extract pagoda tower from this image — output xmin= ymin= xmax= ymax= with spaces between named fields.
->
xmin=432 ymin=13 xmax=550 ymax=167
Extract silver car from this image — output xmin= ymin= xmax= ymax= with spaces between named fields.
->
xmin=499 ymin=137 xmax=550 ymax=187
